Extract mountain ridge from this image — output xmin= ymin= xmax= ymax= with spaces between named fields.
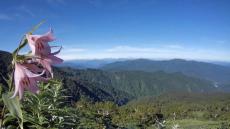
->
xmin=101 ymin=58 xmax=230 ymax=84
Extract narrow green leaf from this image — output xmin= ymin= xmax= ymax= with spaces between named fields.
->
xmin=2 ymin=115 xmax=15 ymax=125
xmin=2 ymin=93 xmax=23 ymax=119
xmin=28 ymin=20 xmax=46 ymax=34
xmin=5 ymin=125 xmax=17 ymax=129
xmin=23 ymin=116 xmax=42 ymax=127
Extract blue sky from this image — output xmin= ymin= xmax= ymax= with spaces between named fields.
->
xmin=0 ymin=0 xmax=230 ymax=61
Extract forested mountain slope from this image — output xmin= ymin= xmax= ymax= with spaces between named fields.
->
xmin=102 ymin=59 xmax=230 ymax=84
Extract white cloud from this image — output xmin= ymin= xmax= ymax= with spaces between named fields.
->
xmin=105 ymin=45 xmax=183 ymax=54
xmin=63 ymin=48 xmax=87 ymax=53
xmin=0 ymin=14 xmax=12 ymax=20
xmin=0 ymin=5 xmax=36 ymax=21
xmin=17 ymin=6 xmax=35 ymax=17
xmin=163 ymin=44 xmax=184 ymax=49
xmin=59 ymin=46 xmax=88 ymax=60
xmin=57 ymin=45 xmax=230 ymax=62
xmin=215 ymin=40 xmax=228 ymax=46
xmin=106 ymin=46 xmax=153 ymax=52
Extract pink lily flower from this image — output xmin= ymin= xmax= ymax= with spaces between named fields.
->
xmin=26 ymin=29 xmax=63 ymax=77
xmin=23 ymin=62 xmax=44 ymax=73
xmin=26 ymin=28 xmax=55 ymax=56
xmin=11 ymin=63 xmax=46 ymax=100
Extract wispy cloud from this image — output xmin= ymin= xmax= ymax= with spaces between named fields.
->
xmin=17 ymin=6 xmax=35 ymax=17
xmin=163 ymin=44 xmax=184 ymax=49
xmin=215 ymin=40 xmax=227 ymax=45
xmin=0 ymin=5 xmax=36 ymax=21
xmin=104 ymin=45 xmax=229 ymax=61
xmin=106 ymin=46 xmax=153 ymax=52
xmin=59 ymin=46 xmax=88 ymax=60
xmin=105 ymin=45 xmax=183 ymax=54
xmin=0 ymin=13 xmax=12 ymax=20
xmin=58 ymin=44 xmax=230 ymax=62
xmin=62 ymin=47 xmax=87 ymax=53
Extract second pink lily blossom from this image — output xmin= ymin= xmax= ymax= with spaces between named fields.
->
xmin=26 ymin=29 xmax=63 ymax=77
xmin=12 ymin=63 xmax=46 ymax=100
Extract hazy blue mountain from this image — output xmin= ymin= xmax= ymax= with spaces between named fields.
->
xmin=101 ymin=59 xmax=230 ymax=84
xmin=210 ymin=61 xmax=230 ymax=67
xmin=59 ymin=59 xmax=127 ymax=69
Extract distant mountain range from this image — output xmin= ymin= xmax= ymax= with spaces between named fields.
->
xmin=1 ymin=50 xmax=230 ymax=105
xmin=101 ymin=59 xmax=230 ymax=84
xmin=61 ymin=58 xmax=230 ymax=84
xmin=211 ymin=61 xmax=230 ymax=67
xmin=61 ymin=58 xmax=230 ymax=68
xmin=59 ymin=59 xmax=126 ymax=69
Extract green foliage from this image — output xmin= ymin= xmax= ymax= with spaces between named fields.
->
xmin=21 ymin=80 xmax=78 ymax=129
xmin=0 ymin=78 xmax=230 ymax=129
xmin=1 ymin=79 xmax=79 ymax=129
xmin=74 ymin=99 xmax=121 ymax=128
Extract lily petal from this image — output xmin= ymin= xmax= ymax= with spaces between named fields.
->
xmin=48 ymin=55 xmax=63 ymax=64
xmin=10 ymin=81 xmax=20 ymax=99
xmin=26 ymin=78 xmax=39 ymax=94
xmin=26 ymin=34 xmax=38 ymax=55
xmin=25 ymin=69 xmax=45 ymax=78
xmin=11 ymin=63 xmax=25 ymax=98
xmin=42 ymin=28 xmax=55 ymax=41
xmin=51 ymin=46 xmax=62 ymax=55
xmin=18 ymin=83 xmax=24 ymax=100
